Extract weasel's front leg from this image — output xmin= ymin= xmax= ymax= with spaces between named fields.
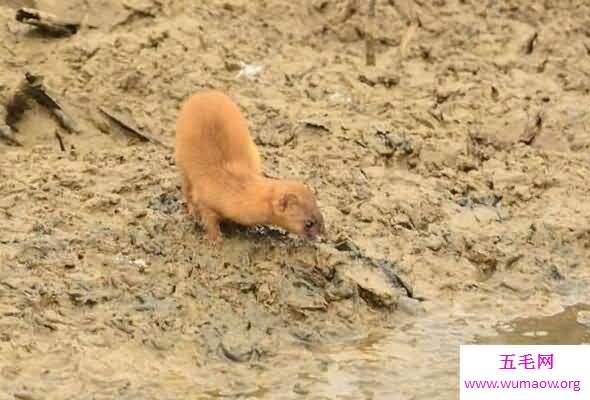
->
xmin=181 ymin=176 xmax=195 ymax=216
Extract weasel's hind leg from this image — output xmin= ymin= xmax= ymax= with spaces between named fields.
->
xmin=197 ymin=203 xmax=222 ymax=242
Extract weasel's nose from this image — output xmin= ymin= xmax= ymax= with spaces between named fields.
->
xmin=313 ymin=226 xmax=327 ymax=241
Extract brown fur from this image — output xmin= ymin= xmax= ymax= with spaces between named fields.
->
xmin=174 ymin=90 xmax=325 ymax=242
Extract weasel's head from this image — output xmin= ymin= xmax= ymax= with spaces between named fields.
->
xmin=271 ymin=181 xmax=325 ymax=241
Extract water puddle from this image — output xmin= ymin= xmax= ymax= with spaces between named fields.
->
xmin=476 ymin=303 xmax=590 ymax=345
xmin=284 ymin=303 xmax=590 ymax=398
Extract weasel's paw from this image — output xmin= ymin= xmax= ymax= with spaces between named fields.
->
xmin=186 ymin=202 xmax=196 ymax=216
xmin=204 ymin=229 xmax=222 ymax=245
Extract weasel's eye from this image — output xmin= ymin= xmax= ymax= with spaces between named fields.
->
xmin=304 ymin=219 xmax=314 ymax=229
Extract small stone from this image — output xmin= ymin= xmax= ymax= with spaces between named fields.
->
xmin=424 ymin=236 xmax=443 ymax=251
xmin=398 ymin=297 xmax=423 ymax=315
xmin=133 ymin=258 xmax=147 ymax=273
xmin=219 ymin=332 xmax=259 ymax=362
xmin=293 ymin=383 xmax=310 ymax=395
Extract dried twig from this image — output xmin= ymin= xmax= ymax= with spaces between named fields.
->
xmin=54 ymin=130 xmax=66 ymax=151
xmin=365 ymin=0 xmax=377 ymax=66
xmin=523 ymin=31 xmax=538 ymax=55
xmin=16 ymin=8 xmax=80 ymax=36
xmin=98 ymin=106 xmax=172 ymax=149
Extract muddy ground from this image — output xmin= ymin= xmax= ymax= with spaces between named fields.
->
xmin=1 ymin=0 xmax=590 ymax=398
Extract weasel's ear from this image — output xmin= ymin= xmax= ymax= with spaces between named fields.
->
xmin=274 ymin=192 xmax=298 ymax=213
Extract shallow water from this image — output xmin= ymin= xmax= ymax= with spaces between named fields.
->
xmin=244 ymin=302 xmax=590 ymax=399
xmin=477 ymin=303 xmax=590 ymax=345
